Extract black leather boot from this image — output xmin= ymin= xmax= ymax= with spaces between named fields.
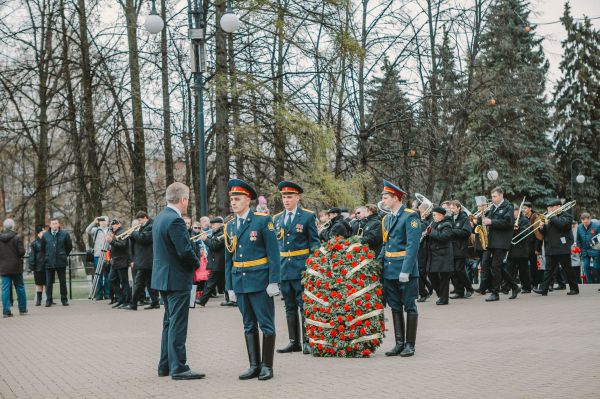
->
xmin=258 ymin=334 xmax=276 ymax=381
xmin=301 ymin=316 xmax=310 ymax=354
xmin=35 ymin=292 xmax=42 ymax=306
xmin=485 ymin=293 xmax=499 ymax=302
xmin=385 ymin=311 xmax=405 ymax=356
xmin=239 ymin=332 xmax=261 ymax=380
xmin=400 ymin=313 xmax=418 ymax=357
xmin=277 ymin=314 xmax=301 ymax=353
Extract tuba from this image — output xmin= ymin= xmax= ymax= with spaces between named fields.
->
xmin=377 ymin=200 xmax=391 ymax=216
xmin=414 ymin=193 xmax=433 ymax=220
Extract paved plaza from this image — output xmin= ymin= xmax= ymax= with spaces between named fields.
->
xmin=1 ymin=285 xmax=599 ymax=399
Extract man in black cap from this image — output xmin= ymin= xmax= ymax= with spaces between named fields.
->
xmin=533 ymin=199 xmax=579 ymax=296
xmin=196 ymin=216 xmax=230 ymax=307
xmin=319 ymin=207 xmax=351 ymax=242
xmin=107 ymin=219 xmax=131 ymax=308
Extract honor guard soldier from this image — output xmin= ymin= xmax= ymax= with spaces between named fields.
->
xmin=379 ymin=180 xmax=421 ymax=357
xmin=224 ymin=179 xmax=281 ymax=381
xmin=273 ymin=181 xmax=320 ymax=355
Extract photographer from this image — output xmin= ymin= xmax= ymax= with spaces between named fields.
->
xmin=86 ymin=216 xmax=111 ymax=300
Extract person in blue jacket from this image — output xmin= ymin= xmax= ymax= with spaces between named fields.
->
xmin=225 ymin=179 xmax=281 ymax=381
xmin=576 ymin=213 xmax=600 ymax=284
xmin=273 ymin=181 xmax=320 ymax=355
xmin=379 ymin=180 xmax=421 ymax=357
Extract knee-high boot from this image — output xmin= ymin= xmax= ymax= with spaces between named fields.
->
xmin=400 ymin=313 xmax=418 ymax=357
xmin=385 ymin=311 xmax=405 ymax=356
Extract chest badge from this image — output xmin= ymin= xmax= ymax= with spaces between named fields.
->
xmin=295 ymin=224 xmax=303 ymax=233
xmin=267 ymin=222 xmax=274 ymax=231
xmin=250 ymin=231 xmax=258 ymax=241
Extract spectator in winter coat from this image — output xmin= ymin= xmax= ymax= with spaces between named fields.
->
xmin=0 ymin=218 xmax=27 ymax=317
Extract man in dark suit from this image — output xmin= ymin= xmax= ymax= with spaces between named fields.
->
xmin=151 ymin=182 xmax=203 ymax=380
xmin=225 ymin=179 xmax=281 ymax=381
xmin=533 ymin=199 xmax=579 ymax=296
xmin=273 ymin=181 xmax=320 ymax=355
xmin=480 ymin=187 xmax=521 ymax=302
xmin=41 ymin=218 xmax=73 ymax=307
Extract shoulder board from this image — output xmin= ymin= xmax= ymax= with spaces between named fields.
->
xmin=273 ymin=211 xmax=284 ymax=218
xmin=254 ymin=212 xmax=269 ymax=217
xmin=301 ymin=208 xmax=315 ymax=214
xmin=404 ymin=208 xmax=416 ymax=213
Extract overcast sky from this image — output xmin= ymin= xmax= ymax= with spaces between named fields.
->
xmin=530 ymin=0 xmax=599 ymax=90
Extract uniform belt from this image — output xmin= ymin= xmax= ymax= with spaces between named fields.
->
xmin=385 ymin=250 xmax=406 ymax=258
xmin=280 ymin=249 xmax=310 ymax=257
xmin=233 ymin=257 xmax=268 ymax=268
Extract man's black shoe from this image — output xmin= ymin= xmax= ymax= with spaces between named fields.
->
xmin=509 ymin=286 xmax=521 ymax=299
xmin=485 ymin=293 xmax=499 ymax=302
xmin=19 ymin=310 xmax=28 ymax=315
xmin=416 ymin=295 xmax=428 ymax=303
xmin=521 ymin=289 xmax=531 ymax=294
xmin=436 ymin=298 xmax=448 ymax=305
xmin=122 ymin=304 xmax=137 ymax=310
xmin=449 ymin=294 xmax=464 ymax=299
xmin=145 ymin=303 xmax=160 ymax=310
xmin=532 ymin=288 xmax=547 ymax=296
xmin=108 ymin=299 xmax=116 ymax=305
xmin=567 ymin=289 xmax=579 ymax=296
xmin=3 ymin=312 xmax=13 ymax=318
xmin=111 ymin=302 xmax=123 ymax=308
xmin=220 ymin=301 xmax=236 ymax=307
xmin=465 ymin=291 xmax=473 ymax=298
xmin=171 ymin=370 xmax=205 ymax=380
xmin=62 ymin=301 xmax=69 ymax=306
xmin=158 ymin=370 xmax=169 ymax=377
xmin=45 ymin=302 xmax=52 ymax=307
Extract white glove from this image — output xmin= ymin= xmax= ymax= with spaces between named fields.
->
xmin=266 ymin=283 xmax=280 ymax=297
xmin=228 ymin=290 xmax=237 ymax=303
xmin=399 ymin=273 xmax=410 ymax=283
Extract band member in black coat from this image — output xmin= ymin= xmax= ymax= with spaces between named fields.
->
xmin=123 ymin=212 xmax=158 ymax=310
xmin=522 ymin=202 xmax=544 ymax=287
xmin=424 ymin=207 xmax=454 ymax=305
xmin=417 ymin=203 xmax=433 ymax=302
xmin=359 ymin=204 xmax=383 ymax=255
xmin=448 ymin=200 xmax=474 ymax=299
xmin=319 ymin=207 xmax=351 ymax=241
xmin=507 ymin=206 xmax=532 ymax=292
xmin=108 ymin=219 xmax=131 ymax=308
xmin=480 ymin=187 xmax=520 ymax=302
xmin=533 ymin=199 xmax=579 ymax=296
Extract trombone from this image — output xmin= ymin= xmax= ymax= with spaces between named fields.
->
xmin=377 ymin=200 xmax=392 ymax=216
xmin=511 ymin=200 xmax=576 ymax=245
xmin=317 ymin=220 xmax=331 ymax=234
xmin=115 ymin=224 xmax=141 ymax=240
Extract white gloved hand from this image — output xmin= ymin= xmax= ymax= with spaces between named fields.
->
xmin=266 ymin=283 xmax=280 ymax=297
xmin=399 ymin=273 xmax=410 ymax=283
xmin=228 ymin=290 xmax=237 ymax=303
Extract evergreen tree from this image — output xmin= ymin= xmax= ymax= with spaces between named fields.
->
xmin=365 ymin=58 xmax=417 ymax=196
xmin=463 ymin=0 xmax=556 ymax=206
xmin=553 ymin=3 xmax=600 ymax=214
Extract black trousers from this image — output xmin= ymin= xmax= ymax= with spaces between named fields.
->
xmin=528 ymin=252 xmax=543 ymax=287
xmin=429 ymin=272 xmax=450 ymax=302
xmin=508 ymin=257 xmax=531 ymax=290
xmin=481 ymin=248 xmax=518 ymax=294
xmin=46 ymin=267 xmax=67 ymax=302
xmin=197 ymin=270 xmax=226 ymax=306
xmin=131 ymin=269 xmax=158 ymax=305
xmin=452 ymin=258 xmax=473 ymax=295
xmin=540 ymin=254 xmax=578 ymax=292
xmin=113 ymin=268 xmax=131 ymax=304
xmin=418 ymin=265 xmax=432 ymax=297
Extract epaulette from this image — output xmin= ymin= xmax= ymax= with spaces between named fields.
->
xmin=301 ymin=208 xmax=315 ymax=214
xmin=404 ymin=208 xmax=416 ymax=213
xmin=273 ymin=211 xmax=284 ymax=218
xmin=254 ymin=212 xmax=269 ymax=216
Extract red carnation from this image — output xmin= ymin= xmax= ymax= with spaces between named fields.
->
xmin=316 ymin=280 xmax=322 ymax=287
xmin=359 ymin=273 xmax=366 ymax=280
xmin=365 ymin=293 xmax=371 ymax=300
xmin=352 ymin=277 xmax=358 ymax=284
xmin=326 ymin=271 xmax=332 ymax=278
xmin=312 ymin=305 xmax=317 ymax=312
xmin=365 ymin=303 xmax=372 ymax=309
xmin=375 ymin=303 xmax=383 ymax=309
xmin=356 ymin=309 xmax=363 ymax=316
xmin=356 ymin=299 xmax=362 ymax=306
xmin=343 ymin=304 xmax=350 ymax=311
xmin=371 ymin=275 xmax=377 ymax=282
xmin=360 ymin=328 xmax=366 ymax=335
xmin=306 ymin=258 xmax=313 ymax=265
xmin=331 ymin=330 xmax=338 ymax=337
xmin=317 ymin=344 xmax=323 ymax=351
xmin=362 ymin=349 xmax=371 ymax=356
xmin=351 ymin=261 xmax=358 ymax=267
xmin=372 ymin=339 xmax=379 ymax=345
xmin=337 ymin=315 xmax=343 ymax=323
xmin=340 ymin=333 xmax=346 ymax=340
xmin=341 ymin=269 xmax=348 ymax=276
xmin=376 ymin=288 xmax=383 ymax=296
xmin=358 ymin=281 xmax=365 ymax=287
xmin=362 ymin=245 xmax=369 ymax=252
xmin=365 ymin=320 xmax=371 ymax=327
xmin=346 ymin=315 xmax=353 ymax=321
xmin=349 ymin=333 xmax=354 ymax=339
xmin=346 ymin=253 xmax=353 ymax=260
xmin=338 ymin=325 xmax=345 ymax=332
xmin=367 ymin=253 xmax=374 ymax=259
xmin=321 ymin=257 xmax=327 ymax=263
xmin=353 ymin=246 xmax=360 ymax=253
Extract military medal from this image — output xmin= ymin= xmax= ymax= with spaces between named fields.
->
xmin=295 ymin=223 xmax=303 ymax=233
xmin=250 ymin=231 xmax=258 ymax=241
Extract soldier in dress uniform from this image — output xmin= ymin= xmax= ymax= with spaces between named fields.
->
xmin=272 ymin=181 xmax=320 ymax=355
xmin=379 ymin=180 xmax=421 ymax=357
xmin=224 ymin=179 xmax=281 ymax=381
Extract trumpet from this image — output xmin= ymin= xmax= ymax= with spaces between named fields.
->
xmin=115 ymin=224 xmax=141 ymax=240
xmin=514 ymin=197 xmax=526 ymax=230
xmin=414 ymin=193 xmax=432 ymax=219
xmin=511 ymin=200 xmax=576 ymax=245
xmin=377 ymin=200 xmax=391 ymax=215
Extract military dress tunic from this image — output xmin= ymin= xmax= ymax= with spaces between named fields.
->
xmin=225 ymin=210 xmax=281 ymax=335
xmin=379 ymin=205 xmax=421 ymax=313
xmin=273 ymin=207 xmax=320 ymax=317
